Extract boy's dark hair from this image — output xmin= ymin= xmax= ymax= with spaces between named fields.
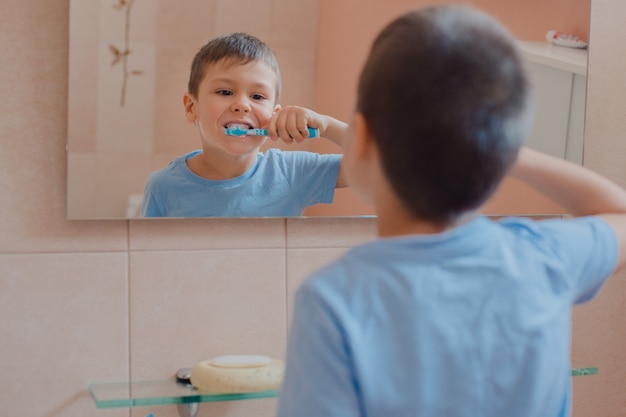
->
xmin=357 ymin=6 xmax=533 ymax=224
xmin=188 ymin=32 xmax=281 ymax=100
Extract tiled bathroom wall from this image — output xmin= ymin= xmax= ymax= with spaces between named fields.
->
xmin=1 ymin=1 xmax=625 ymax=417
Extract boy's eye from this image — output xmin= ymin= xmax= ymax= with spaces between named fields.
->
xmin=251 ymin=94 xmax=266 ymax=100
xmin=216 ymin=89 xmax=233 ymax=96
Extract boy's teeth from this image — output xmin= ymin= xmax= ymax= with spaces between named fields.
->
xmin=226 ymin=123 xmax=250 ymax=130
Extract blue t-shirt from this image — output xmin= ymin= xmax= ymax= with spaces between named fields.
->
xmin=277 ymin=215 xmax=618 ymax=417
xmin=142 ymin=148 xmax=341 ymax=217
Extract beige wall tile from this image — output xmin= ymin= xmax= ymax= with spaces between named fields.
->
xmin=130 ymin=218 xmax=286 ymax=250
xmin=286 ymin=247 xmax=348 ymax=331
xmin=129 ymin=249 xmax=286 ymax=377
xmin=287 ymin=217 xmax=377 ymax=248
xmin=0 ymin=115 xmax=128 ymax=250
xmin=571 ymin=270 xmax=626 ymax=417
xmin=0 ymin=253 xmax=129 ymax=417
xmin=0 ymin=0 xmax=129 ymax=253
xmin=129 ymin=249 xmax=286 ymax=416
xmin=584 ymin=1 xmax=626 ymax=188
xmin=567 ymin=3 xmax=626 ymax=414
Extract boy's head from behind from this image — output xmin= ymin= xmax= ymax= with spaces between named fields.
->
xmin=188 ymin=32 xmax=282 ymax=102
xmin=355 ymin=6 xmax=533 ymax=224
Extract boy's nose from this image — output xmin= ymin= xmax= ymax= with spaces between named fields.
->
xmin=230 ymin=100 xmax=251 ymax=113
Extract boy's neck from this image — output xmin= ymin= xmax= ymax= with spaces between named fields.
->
xmin=376 ymin=203 xmax=479 ymax=238
xmin=187 ymin=150 xmax=258 ymax=180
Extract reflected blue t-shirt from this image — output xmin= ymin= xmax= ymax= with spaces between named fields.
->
xmin=277 ymin=215 xmax=618 ymax=417
xmin=142 ymin=148 xmax=341 ymax=217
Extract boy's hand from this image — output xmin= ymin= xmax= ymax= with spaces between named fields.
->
xmin=265 ymin=106 xmax=328 ymax=144
xmin=266 ymin=105 xmax=350 ymax=188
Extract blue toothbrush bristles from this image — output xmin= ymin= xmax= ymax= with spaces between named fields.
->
xmin=225 ymin=127 xmax=320 ymax=138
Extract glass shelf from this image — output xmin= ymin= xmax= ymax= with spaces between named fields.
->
xmin=90 ymin=367 xmax=596 ymax=409
xmin=89 ymin=379 xmax=278 ymax=409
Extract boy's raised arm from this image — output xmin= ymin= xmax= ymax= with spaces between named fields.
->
xmin=266 ymin=105 xmax=349 ymax=187
xmin=510 ymin=146 xmax=626 ymax=270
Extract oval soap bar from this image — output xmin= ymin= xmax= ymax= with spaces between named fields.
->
xmin=190 ymin=355 xmax=284 ymax=393
xmin=211 ymin=354 xmax=272 ymax=368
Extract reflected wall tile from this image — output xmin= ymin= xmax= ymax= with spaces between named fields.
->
xmin=157 ymin=0 xmax=217 ymax=45
xmin=67 ymin=65 xmax=98 ymax=153
xmin=274 ymin=47 xmax=316 ymax=108
xmin=152 ymin=152 xmax=185 ymax=172
xmin=130 ymin=218 xmax=286 ymax=250
xmin=153 ymin=42 xmax=201 ymax=155
xmin=68 ymin=1 xmax=98 ymax=153
xmin=473 ymin=0 xmax=590 ymax=42
xmin=99 ymin=0 xmax=158 ymax=43
xmin=0 ymin=253 xmax=128 ymax=417
xmin=70 ymin=0 xmax=99 ymax=44
xmin=95 ymin=151 xmax=152 ymax=219
xmin=96 ymin=41 xmax=156 ymax=153
xmin=129 ymin=249 xmax=286 ymax=417
xmin=286 ymin=217 xmax=377 ymax=248
xmin=67 ymin=152 xmax=98 ymax=220
xmin=215 ymin=0 xmax=272 ymax=40
xmin=270 ymin=0 xmax=320 ymax=49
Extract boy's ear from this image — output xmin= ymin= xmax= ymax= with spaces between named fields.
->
xmin=183 ymin=93 xmax=196 ymax=123
xmin=353 ymin=112 xmax=377 ymax=161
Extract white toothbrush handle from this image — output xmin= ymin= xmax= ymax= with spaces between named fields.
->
xmin=248 ymin=128 xmax=268 ymax=136
xmin=250 ymin=127 xmax=320 ymax=138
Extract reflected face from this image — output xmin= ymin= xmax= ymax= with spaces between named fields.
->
xmin=184 ymin=60 xmax=281 ymax=158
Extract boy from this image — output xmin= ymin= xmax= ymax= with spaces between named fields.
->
xmin=142 ymin=32 xmax=347 ymax=217
xmin=277 ymin=6 xmax=626 ymax=417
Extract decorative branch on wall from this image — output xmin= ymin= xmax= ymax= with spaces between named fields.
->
xmin=109 ymin=0 xmax=143 ymax=107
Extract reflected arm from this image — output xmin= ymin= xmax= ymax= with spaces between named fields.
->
xmin=266 ymin=106 xmax=349 ymax=188
xmin=319 ymin=115 xmax=349 ymax=188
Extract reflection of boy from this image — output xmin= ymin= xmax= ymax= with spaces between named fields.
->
xmin=277 ymin=6 xmax=626 ymax=417
xmin=142 ymin=33 xmax=347 ymax=217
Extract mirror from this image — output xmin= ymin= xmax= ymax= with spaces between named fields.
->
xmin=67 ymin=0 xmax=590 ymax=219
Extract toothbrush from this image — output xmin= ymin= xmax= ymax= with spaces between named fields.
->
xmin=225 ymin=127 xmax=320 ymax=138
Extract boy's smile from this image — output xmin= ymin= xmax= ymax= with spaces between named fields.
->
xmin=183 ymin=59 xmax=280 ymax=178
